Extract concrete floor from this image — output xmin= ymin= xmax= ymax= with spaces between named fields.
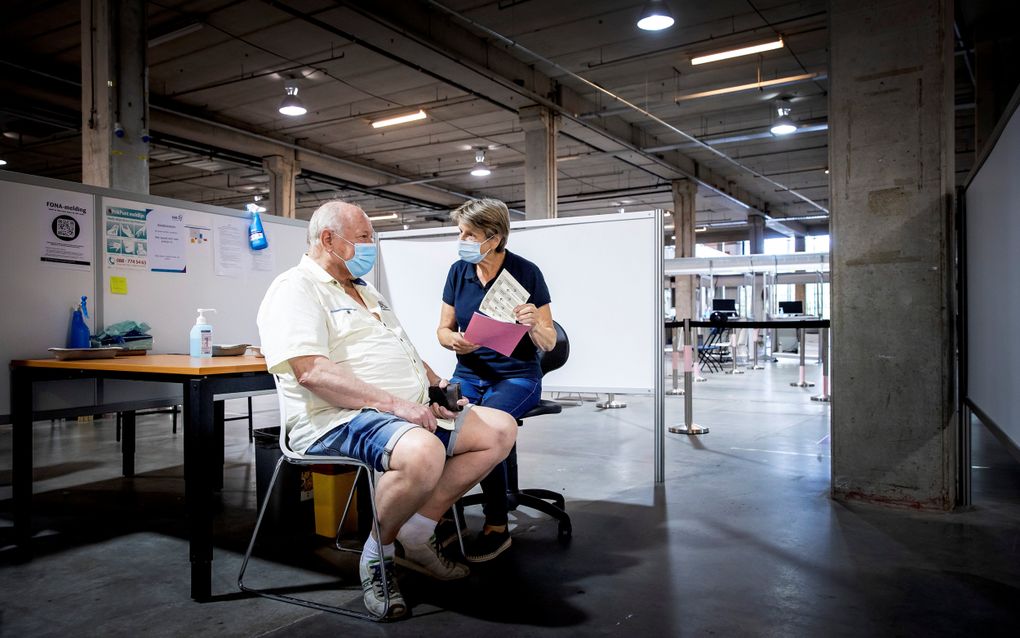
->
xmin=1 ymin=354 xmax=1019 ymax=637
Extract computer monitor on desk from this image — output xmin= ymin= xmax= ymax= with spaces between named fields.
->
xmin=712 ymin=298 xmax=738 ymax=317
xmin=778 ymin=300 xmax=804 ymax=315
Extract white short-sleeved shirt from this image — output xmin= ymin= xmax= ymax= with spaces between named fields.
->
xmin=257 ymin=254 xmax=436 ymax=453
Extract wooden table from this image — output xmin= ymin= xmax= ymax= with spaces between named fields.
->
xmin=9 ymin=354 xmax=274 ymax=601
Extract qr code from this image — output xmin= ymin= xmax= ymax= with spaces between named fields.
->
xmin=55 ymin=217 xmax=77 ymax=239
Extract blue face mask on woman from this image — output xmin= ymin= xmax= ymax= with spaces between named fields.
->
xmin=329 ymin=234 xmax=377 ymax=278
xmin=458 ymin=236 xmax=494 ymax=264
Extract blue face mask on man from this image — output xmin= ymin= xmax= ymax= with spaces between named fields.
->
xmin=458 ymin=235 xmax=494 ymax=264
xmin=329 ymin=234 xmax=377 ymax=278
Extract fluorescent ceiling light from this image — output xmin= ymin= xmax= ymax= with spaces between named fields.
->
xmin=691 ymin=38 xmax=784 ymax=65
xmin=278 ymin=86 xmax=306 ymax=117
xmin=675 ymin=72 xmax=824 ymax=102
xmin=369 ymin=213 xmax=398 ymax=221
xmin=371 ymin=110 xmax=427 ymax=129
xmin=148 ymin=23 xmax=203 ymax=48
xmin=637 ymin=0 xmax=675 ymax=31
xmin=695 ymin=226 xmax=708 ymax=232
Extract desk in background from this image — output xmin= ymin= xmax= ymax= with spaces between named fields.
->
xmin=10 ymin=354 xmax=274 ymax=601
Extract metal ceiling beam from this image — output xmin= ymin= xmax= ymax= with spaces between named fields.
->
xmin=265 ymin=0 xmax=788 ymax=217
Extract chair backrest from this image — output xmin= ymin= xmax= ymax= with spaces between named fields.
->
xmin=536 ymin=321 xmax=569 ymax=378
xmin=273 ymin=375 xmax=303 ymax=460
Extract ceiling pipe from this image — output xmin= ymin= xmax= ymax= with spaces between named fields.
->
xmin=424 ymin=0 xmax=829 ymax=215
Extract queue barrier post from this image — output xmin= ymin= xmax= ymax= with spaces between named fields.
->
xmin=790 ymin=328 xmax=815 ymax=388
xmin=811 ymin=327 xmax=831 ymax=402
xmin=669 ymin=318 xmax=709 ymax=436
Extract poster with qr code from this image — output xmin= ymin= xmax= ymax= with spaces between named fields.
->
xmin=39 ymin=194 xmax=93 ymax=270
xmin=105 ymin=206 xmax=150 ymax=269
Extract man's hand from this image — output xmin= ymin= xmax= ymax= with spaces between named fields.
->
xmin=448 ymin=331 xmax=481 ymax=354
xmin=390 ymin=398 xmax=438 ymax=432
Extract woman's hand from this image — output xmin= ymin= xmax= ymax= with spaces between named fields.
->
xmin=514 ymin=303 xmax=540 ymax=329
xmin=447 ymin=331 xmax=481 ymax=354
xmin=431 ymin=396 xmax=469 ymax=420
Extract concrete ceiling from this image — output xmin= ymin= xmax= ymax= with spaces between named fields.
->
xmin=0 ymin=0 xmax=987 ymax=240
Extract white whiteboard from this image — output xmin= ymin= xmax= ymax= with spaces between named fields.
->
xmin=966 ymin=100 xmax=1020 ymax=450
xmin=101 ymin=196 xmax=308 ymax=353
xmin=0 ymin=177 xmax=99 ymax=416
xmin=376 ymin=212 xmax=662 ymax=393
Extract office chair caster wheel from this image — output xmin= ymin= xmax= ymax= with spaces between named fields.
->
xmin=558 ymin=521 xmax=572 ymax=543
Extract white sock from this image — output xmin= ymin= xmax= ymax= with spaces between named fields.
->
xmin=361 ymin=535 xmax=395 ymax=565
xmin=397 ymin=513 xmax=438 ymax=546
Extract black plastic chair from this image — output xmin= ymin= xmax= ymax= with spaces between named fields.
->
xmin=457 ymin=321 xmax=572 ymax=542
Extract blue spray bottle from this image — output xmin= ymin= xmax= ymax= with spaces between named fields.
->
xmin=66 ymin=295 xmax=91 ymax=349
xmin=247 ymin=203 xmax=268 ymax=250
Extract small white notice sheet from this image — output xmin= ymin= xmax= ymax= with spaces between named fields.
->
xmin=479 ymin=269 xmax=530 ymax=322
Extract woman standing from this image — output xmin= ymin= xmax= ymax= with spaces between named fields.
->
xmin=436 ymin=198 xmax=557 ymax=562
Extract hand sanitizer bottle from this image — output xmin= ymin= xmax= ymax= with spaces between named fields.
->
xmin=247 ymin=204 xmax=268 ymax=250
xmin=189 ymin=308 xmax=216 ymax=357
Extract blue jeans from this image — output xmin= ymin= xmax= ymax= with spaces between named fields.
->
xmin=450 ymin=371 xmax=541 ymax=525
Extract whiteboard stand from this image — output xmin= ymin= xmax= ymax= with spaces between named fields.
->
xmin=595 ymin=393 xmax=627 ymax=409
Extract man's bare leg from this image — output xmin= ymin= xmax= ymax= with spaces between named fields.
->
xmin=372 ymin=429 xmax=447 ymax=544
xmin=417 ymin=406 xmax=517 ymax=521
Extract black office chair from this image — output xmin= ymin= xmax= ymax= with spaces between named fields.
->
xmin=457 ymin=321 xmax=572 ymax=542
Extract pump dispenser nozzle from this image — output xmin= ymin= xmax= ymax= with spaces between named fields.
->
xmin=195 ymin=308 xmax=217 ymax=324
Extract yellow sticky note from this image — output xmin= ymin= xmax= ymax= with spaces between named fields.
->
xmin=110 ymin=276 xmax=128 ymax=295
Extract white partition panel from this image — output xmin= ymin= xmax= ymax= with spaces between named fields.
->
xmin=101 ymin=197 xmax=308 ymax=353
xmin=966 ymin=97 xmax=1020 ymax=453
xmin=0 ymin=177 xmax=98 ymax=416
xmin=377 ymin=212 xmax=662 ymax=394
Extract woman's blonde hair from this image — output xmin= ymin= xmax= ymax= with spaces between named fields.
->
xmin=450 ymin=198 xmax=510 ymax=252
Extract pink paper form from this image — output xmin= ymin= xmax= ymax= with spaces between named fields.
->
xmin=463 ymin=312 xmax=531 ymax=356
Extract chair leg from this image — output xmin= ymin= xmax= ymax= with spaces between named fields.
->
xmin=239 ymin=459 xmax=389 ymax=621
xmin=172 ymin=405 xmax=178 ymax=434
xmin=247 ymin=397 xmax=254 ymax=442
xmin=334 ymin=467 xmax=365 ymax=554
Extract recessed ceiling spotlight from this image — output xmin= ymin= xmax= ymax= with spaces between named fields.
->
xmin=637 ymin=0 xmax=675 ymax=31
xmin=278 ymin=86 xmax=307 ymax=117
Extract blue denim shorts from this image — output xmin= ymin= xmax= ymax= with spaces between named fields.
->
xmin=306 ymin=407 xmax=470 ymax=472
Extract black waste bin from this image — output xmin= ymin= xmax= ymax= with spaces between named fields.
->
xmin=253 ymin=426 xmax=314 ymax=538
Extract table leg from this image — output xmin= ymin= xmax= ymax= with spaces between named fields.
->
xmin=214 ymin=400 xmax=225 ymax=491
xmin=184 ymin=378 xmax=215 ymax=601
xmin=12 ymin=368 xmax=33 ymax=548
xmin=121 ymin=410 xmax=136 ymax=477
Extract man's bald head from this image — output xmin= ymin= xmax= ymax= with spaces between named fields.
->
xmin=308 ymin=200 xmax=368 ymax=246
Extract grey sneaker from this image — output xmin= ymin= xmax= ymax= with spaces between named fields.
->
xmin=396 ymin=533 xmax=470 ymax=580
xmin=359 ymin=558 xmax=408 ymax=619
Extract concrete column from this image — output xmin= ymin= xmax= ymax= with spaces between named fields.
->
xmin=672 ymin=179 xmax=697 ymax=320
xmin=519 ymin=105 xmax=558 ymax=219
xmin=748 ymin=213 xmax=765 ymax=254
xmin=263 ymin=152 xmax=299 ymax=218
xmin=81 ymin=0 xmax=149 ymax=192
xmin=794 ymin=234 xmax=807 ymax=304
xmin=830 ymin=0 xmax=956 ymax=509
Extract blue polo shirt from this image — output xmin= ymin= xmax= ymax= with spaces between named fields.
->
xmin=442 ymin=250 xmax=551 ymax=380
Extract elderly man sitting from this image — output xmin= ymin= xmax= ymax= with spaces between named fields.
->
xmin=257 ymin=200 xmax=517 ymax=619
